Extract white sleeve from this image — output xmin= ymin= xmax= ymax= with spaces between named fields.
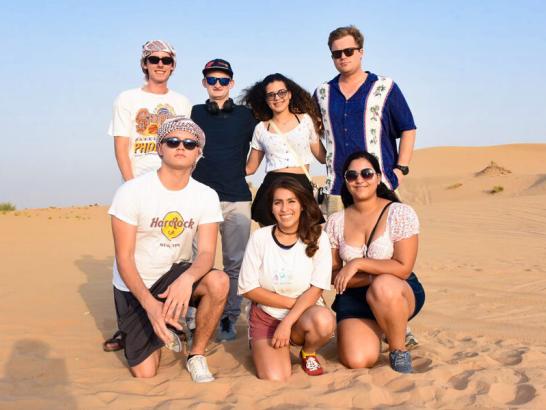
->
xmin=250 ymin=124 xmax=264 ymax=151
xmin=238 ymin=230 xmax=264 ymax=295
xmin=306 ymin=114 xmax=319 ymax=143
xmin=199 ymin=189 xmax=224 ymax=225
xmin=324 ymin=212 xmax=341 ymax=249
xmin=309 ymin=232 xmax=333 ymax=290
xmin=108 ymin=182 xmax=139 ymax=226
xmin=179 ymin=95 xmax=192 ymax=117
xmin=109 ymin=93 xmax=131 ymax=137
xmin=389 ymin=204 xmax=420 ymax=242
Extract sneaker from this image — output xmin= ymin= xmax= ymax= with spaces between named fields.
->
xmin=300 ymin=350 xmax=324 ymax=376
xmin=186 ymin=355 xmax=215 ymax=383
xmin=216 ymin=317 xmax=237 ymax=342
xmin=389 ymin=350 xmax=413 ymax=373
xmin=405 ymin=328 xmax=419 ymax=349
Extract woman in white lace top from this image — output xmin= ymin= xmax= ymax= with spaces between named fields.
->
xmin=325 ymin=151 xmax=425 ymax=373
xmin=241 ymin=73 xmax=326 ymax=226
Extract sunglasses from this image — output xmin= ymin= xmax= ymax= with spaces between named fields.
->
xmin=265 ymin=89 xmax=289 ymax=101
xmin=331 ymin=47 xmax=361 ymax=59
xmin=162 ymin=137 xmax=199 ymax=150
xmin=205 ymin=76 xmax=231 ymax=86
xmin=344 ymin=168 xmax=376 ymax=182
xmin=146 ymin=56 xmax=174 ymax=65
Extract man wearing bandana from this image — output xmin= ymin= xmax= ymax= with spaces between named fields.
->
xmin=108 ymin=40 xmax=192 ymax=180
xmin=108 ymin=117 xmax=228 ymax=382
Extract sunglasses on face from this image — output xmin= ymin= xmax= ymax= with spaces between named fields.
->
xmin=331 ymin=47 xmax=361 ymax=59
xmin=162 ymin=137 xmax=199 ymax=150
xmin=205 ymin=76 xmax=231 ymax=86
xmin=344 ymin=168 xmax=376 ymax=182
xmin=146 ymin=56 xmax=174 ymax=65
xmin=265 ymin=89 xmax=289 ymax=101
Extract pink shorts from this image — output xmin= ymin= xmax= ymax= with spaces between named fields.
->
xmin=248 ymin=303 xmax=280 ymax=342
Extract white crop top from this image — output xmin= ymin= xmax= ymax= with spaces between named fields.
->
xmin=250 ymin=113 xmax=319 ymax=173
xmin=325 ymin=203 xmax=419 ymax=262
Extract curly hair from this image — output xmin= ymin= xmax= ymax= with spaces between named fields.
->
xmin=240 ymin=73 xmax=322 ymax=134
xmin=265 ymin=176 xmax=323 ymax=257
xmin=340 ymin=151 xmax=400 ymax=207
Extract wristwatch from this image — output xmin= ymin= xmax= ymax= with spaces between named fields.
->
xmin=394 ymin=164 xmax=410 ymax=175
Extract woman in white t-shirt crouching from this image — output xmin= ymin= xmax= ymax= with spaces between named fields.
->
xmin=238 ymin=176 xmax=335 ymax=381
xmin=242 ymin=73 xmax=326 ymax=226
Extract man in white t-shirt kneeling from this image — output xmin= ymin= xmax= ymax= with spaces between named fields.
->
xmin=108 ymin=116 xmax=228 ymax=382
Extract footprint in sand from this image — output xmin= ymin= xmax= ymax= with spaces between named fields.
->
xmin=491 ymin=348 xmax=527 ymax=366
xmin=448 ymin=369 xmax=475 ymax=390
xmin=506 ymin=384 xmax=536 ymax=406
xmin=412 ymin=357 xmax=433 ymax=373
xmin=385 ymin=378 xmax=415 ymax=393
xmin=447 ymin=351 xmax=479 ymax=364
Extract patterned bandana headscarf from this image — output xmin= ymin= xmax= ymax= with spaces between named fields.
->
xmin=140 ymin=40 xmax=177 ymax=73
xmin=157 ymin=116 xmax=206 ymax=149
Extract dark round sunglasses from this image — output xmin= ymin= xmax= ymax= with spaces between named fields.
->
xmin=146 ymin=56 xmax=174 ymax=65
xmin=344 ymin=168 xmax=376 ymax=182
xmin=206 ymin=76 xmax=231 ymax=86
xmin=331 ymin=47 xmax=360 ymax=59
xmin=162 ymin=137 xmax=199 ymax=150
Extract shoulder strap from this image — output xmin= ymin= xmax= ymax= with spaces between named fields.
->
xmin=365 ymin=202 xmax=393 ymax=257
xmin=268 ymin=120 xmax=312 ymax=182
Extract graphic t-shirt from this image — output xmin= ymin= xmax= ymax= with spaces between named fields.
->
xmin=238 ymin=226 xmax=332 ymax=320
xmin=108 ymin=172 xmax=223 ymax=291
xmin=108 ymin=88 xmax=192 ymax=177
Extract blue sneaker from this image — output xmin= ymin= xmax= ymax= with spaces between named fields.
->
xmin=389 ymin=350 xmax=413 ymax=373
xmin=216 ymin=317 xmax=237 ymax=342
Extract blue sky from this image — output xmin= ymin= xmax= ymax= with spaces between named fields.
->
xmin=1 ymin=0 xmax=545 ymax=208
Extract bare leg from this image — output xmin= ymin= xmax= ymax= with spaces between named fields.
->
xmin=367 ymin=274 xmax=416 ymax=351
xmin=251 ymin=339 xmax=291 ymax=381
xmin=130 ymin=349 xmax=161 ymax=378
xmin=337 ymin=318 xmax=382 ymax=369
xmin=191 ymin=270 xmax=229 ymax=355
xmin=290 ymin=306 xmax=335 ymax=352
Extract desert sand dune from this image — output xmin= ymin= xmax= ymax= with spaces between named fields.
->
xmin=1 ymin=144 xmax=545 ymax=409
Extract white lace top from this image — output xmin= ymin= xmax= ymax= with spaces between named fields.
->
xmin=250 ymin=113 xmax=319 ymax=173
xmin=325 ymin=203 xmax=419 ymax=262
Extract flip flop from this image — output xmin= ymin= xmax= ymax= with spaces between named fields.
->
xmin=103 ymin=330 xmax=124 ymax=352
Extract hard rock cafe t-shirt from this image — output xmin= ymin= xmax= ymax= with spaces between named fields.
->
xmin=108 ymin=172 xmax=223 ymax=291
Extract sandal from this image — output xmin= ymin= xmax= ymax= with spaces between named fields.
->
xmin=102 ymin=330 xmax=124 ymax=352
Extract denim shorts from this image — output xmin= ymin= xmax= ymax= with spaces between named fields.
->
xmin=332 ymin=272 xmax=425 ymax=323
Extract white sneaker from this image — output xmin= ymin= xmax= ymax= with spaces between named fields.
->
xmin=186 ymin=355 xmax=215 ymax=383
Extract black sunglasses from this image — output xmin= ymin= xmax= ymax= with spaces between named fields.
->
xmin=205 ymin=76 xmax=231 ymax=86
xmin=344 ymin=168 xmax=376 ymax=182
xmin=146 ymin=56 xmax=174 ymax=65
xmin=265 ymin=89 xmax=289 ymax=101
xmin=162 ymin=137 xmax=199 ymax=150
xmin=331 ymin=47 xmax=361 ymax=59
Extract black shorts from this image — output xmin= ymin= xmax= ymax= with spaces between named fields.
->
xmin=251 ymin=171 xmax=325 ymax=226
xmin=113 ymin=261 xmax=201 ymax=367
xmin=332 ymin=273 xmax=425 ymax=323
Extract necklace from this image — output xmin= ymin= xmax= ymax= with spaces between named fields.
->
xmin=276 ymin=225 xmax=298 ymax=235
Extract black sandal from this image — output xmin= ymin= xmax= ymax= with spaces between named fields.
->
xmin=103 ymin=330 xmax=124 ymax=352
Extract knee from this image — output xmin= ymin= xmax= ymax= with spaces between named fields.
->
xmin=367 ymin=276 xmax=403 ymax=306
xmin=131 ymin=367 xmax=157 ymax=378
xmin=257 ymin=369 xmax=291 ymax=382
xmin=310 ymin=311 xmax=336 ymax=337
xmin=203 ymin=270 xmax=229 ymax=300
xmin=339 ymin=350 xmax=378 ymax=369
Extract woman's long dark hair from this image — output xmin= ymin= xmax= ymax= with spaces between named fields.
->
xmin=240 ymin=73 xmax=322 ymax=134
xmin=266 ymin=176 xmax=323 ymax=257
xmin=340 ymin=151 xmax=400 ymax=208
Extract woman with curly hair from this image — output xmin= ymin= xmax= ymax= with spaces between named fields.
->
xmin=238 ymin=177 xmax=335 ymax=381
xmin=242 ymin=73 xmax=326 ymax=226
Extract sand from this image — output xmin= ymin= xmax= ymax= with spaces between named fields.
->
xmin=1 ymin=143 xmax=545 ymax=409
